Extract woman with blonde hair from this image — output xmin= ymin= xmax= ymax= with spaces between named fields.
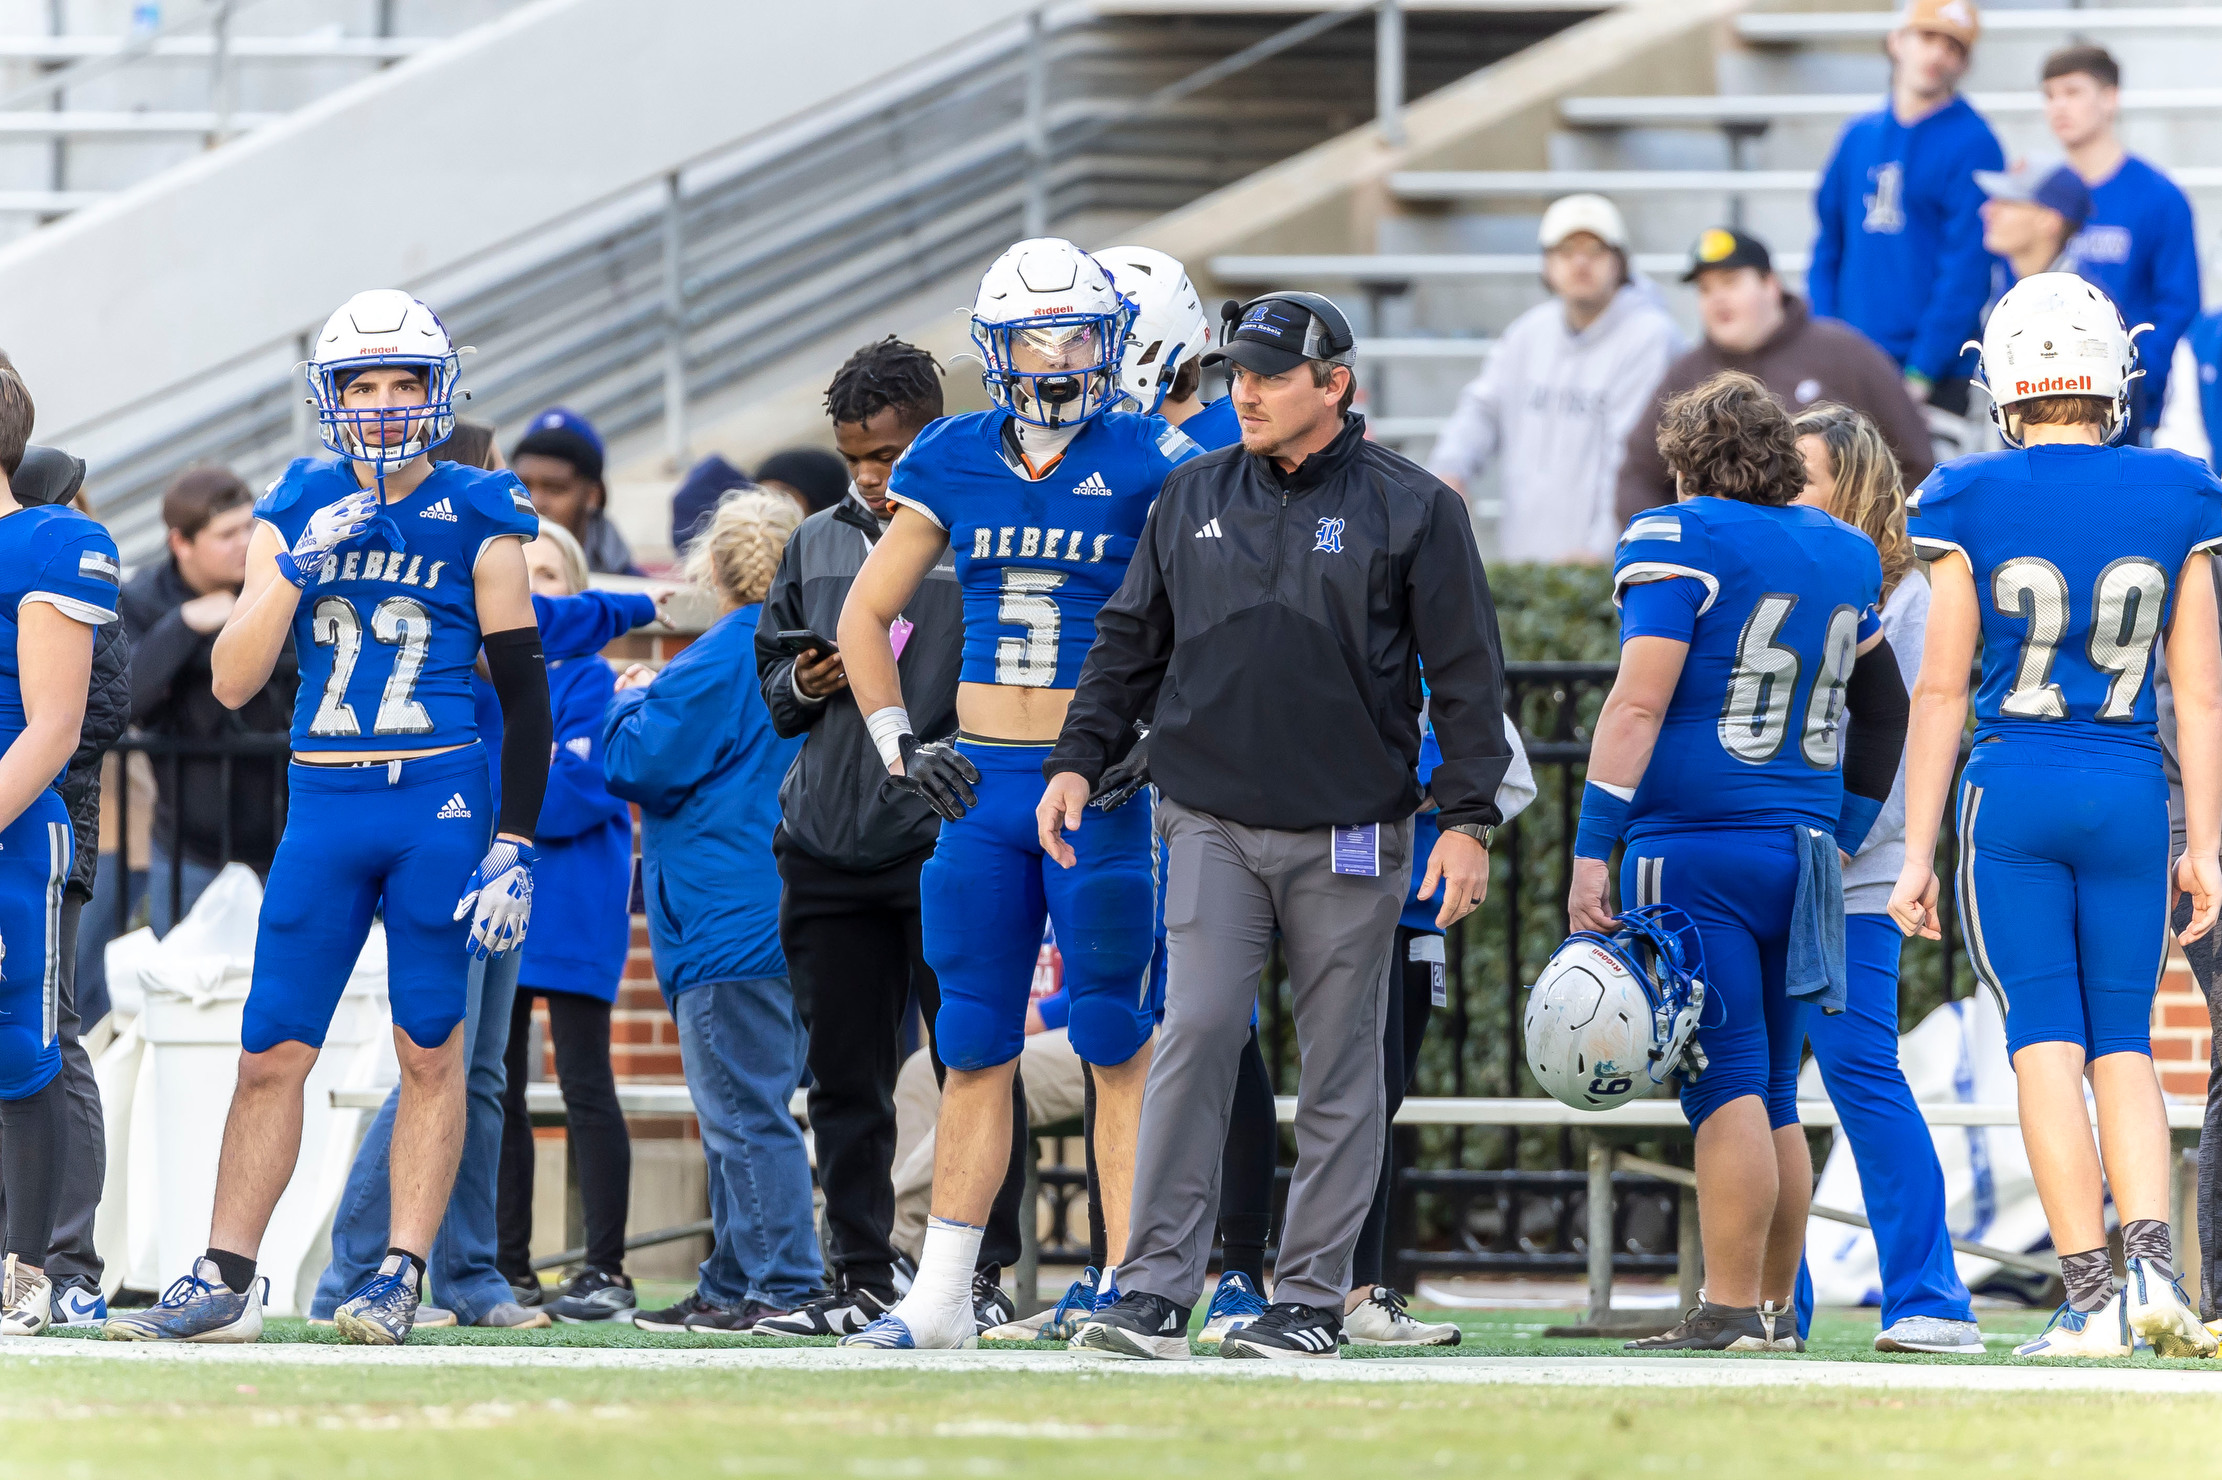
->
xmin=604 ymin=489 xmax=827 ymax=1333
xmin=1787 ymin=401 xmax=1981 ymax=1355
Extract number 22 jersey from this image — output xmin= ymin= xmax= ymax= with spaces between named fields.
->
xmin=1908 ymin=444 xmax=2222 ymax=764
xmin=256 ymin=457 xmax=540 ymax=752
xmin=1613 ymin=496 xmax=1883 ymax=838
xmin=885 ymin=409 xmax=1200 ymax=688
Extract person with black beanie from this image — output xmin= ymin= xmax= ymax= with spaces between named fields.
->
xmin=753 ymin=447 xmax=850 ymax=519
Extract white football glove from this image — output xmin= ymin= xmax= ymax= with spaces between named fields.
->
xmin=453 ymin=838 xmax=535 ymax=960
xmin=275 ymin=489 xmax=381 ymax=588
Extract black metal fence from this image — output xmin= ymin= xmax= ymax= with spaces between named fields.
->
xmin=104 ymin=732 xmax=290 ymax=941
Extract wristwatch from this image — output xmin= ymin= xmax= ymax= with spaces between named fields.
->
xmin=1445 ymin=822 xmax=1494 ymax=849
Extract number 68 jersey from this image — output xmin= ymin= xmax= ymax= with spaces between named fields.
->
xmin=1613 ymin=496 xmax=1883 ymax=839
xmin=886 ymin=409 xmax=1199 ymax=689
xmin=1908 ymin=444 xmax=2222 ymax=761
xmin=256 ymin=457 xmax=540 ymax=753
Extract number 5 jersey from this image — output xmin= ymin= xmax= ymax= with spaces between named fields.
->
xmin=1613 ymin=495 xmax=1884 ymax=838
xmin=256 ymin=457 xmax=540 ymax=752
xmin=884 ymin=409 xmax=1199 ymax=689
xmin=1907 ymin=443 xmax=2222 ymax=763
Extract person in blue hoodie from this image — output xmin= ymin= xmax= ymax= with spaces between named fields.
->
xmin=603 ymin=488 xmax=820 ymax=1334
xmin=490 ymin=522 xmax=643 ymax=1325
xmin=310 ymin=567 xmax=656 ymax=1331
xmin=1809 ymin=0 xmax=2003 ymax=415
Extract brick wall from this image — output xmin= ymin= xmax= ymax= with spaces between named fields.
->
xmin=2156 ymin=951 xmax=2209 ymax=1099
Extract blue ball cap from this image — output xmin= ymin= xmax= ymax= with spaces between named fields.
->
xmin=523 ymin=406 xmax=604 ymax=460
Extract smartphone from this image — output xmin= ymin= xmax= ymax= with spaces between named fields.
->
xmin=774 ymin=629 xmax=839 ymax=661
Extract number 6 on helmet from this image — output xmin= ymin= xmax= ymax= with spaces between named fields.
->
xmin=1523 ymin=904 xmax=1714 ymax=1112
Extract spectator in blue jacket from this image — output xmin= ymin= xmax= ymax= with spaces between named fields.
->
xmin=2042 ymin=44 xmax=2201 ymax=444
xmin=312 ymin=577 xmax=656 ymax=1330
xmin=492 ymin=522 xmax=641 ymax=1324
xmin=604 ymin=488 xmax=819 ymax=1334
xmin=2156 ymin=314 xmax=2222 ymax=468
xmin=1809 ymin=0 xmax=2002 ymax=416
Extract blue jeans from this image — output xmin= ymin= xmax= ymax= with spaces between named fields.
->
xmin=675 ymin=976 xmax=822 ymax=1309
xmin=1793 ymin=912 xmax=1976 ymax=1336
xmin=311 ymin=948 xmax=521 ymax=1324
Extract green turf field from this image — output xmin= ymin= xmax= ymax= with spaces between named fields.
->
xmin=10 ymin=1303 xmax=2222 ymax=1479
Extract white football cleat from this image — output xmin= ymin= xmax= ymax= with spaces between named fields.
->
xmin=2123 ymin=1257 xmax=2215 ymax=1359
xmin=1343 ymin=1286 xmax=1460 ymax=1347
xmin=0 ymin=1255 xmax=50 ymax=1337
xmin=2013 ymin=1294 xmax=2132 ymax=1359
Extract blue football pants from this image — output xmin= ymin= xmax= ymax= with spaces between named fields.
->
xmin=0 ymin=791 xmax=70 ymax=1101
xmin=920 ymin=740 xmax=1156 ymax=1071
xmin=1955 ymin=753 xmax=2168 ymax=1060
xmin=1623 ymin=828 xmax=1807 ymax=1130
xmin=245 ymin=746 xmax=491 ymax=1054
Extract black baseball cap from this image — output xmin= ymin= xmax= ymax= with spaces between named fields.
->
xmin=1682 ymin=226 xmax=1774 ymax=282
xmin=1202 ymin=292 xmax=1356 ymax=376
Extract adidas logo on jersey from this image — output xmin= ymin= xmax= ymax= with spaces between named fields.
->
xmin=1071 ymin=471 xmax=1113 ymax=496
xmin=419 ymin=498 xmax=458 ymax=521
xmin=435 ymin=793 xmax=473 ymax=819
xmin=1195 ymin=518 xmax=1223 ymax=539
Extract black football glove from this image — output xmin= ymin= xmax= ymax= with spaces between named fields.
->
xmin=1090 ymin=729 xmax=1151 ymax=811
xmin=891 ymin=733 xmax=980 ymax=822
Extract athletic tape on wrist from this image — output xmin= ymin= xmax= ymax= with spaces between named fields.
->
xmin=1573 ymin=780 xmax=1634 ymax=862
xmin=865 ymin=705 xmax=912 ymax=770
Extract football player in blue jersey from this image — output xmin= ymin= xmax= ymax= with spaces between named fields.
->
xmin=1098 ymin=245 xmax=1240 ymax=454
xmin=1566 ymin=371 xmax=1908 ymax=1353
xmin=105 ymin=291 xmax=552 ymax=1347
xmin=1892 ymin=274 xmax=2222 ymax=1359
xmin=0 ymin=366 xmax=120 ymax=1338
xmin=834 ymin=238 xmax=1201 ymax=1350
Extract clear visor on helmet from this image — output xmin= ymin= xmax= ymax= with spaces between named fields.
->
xmin=1010 ymin=321 xmax=1105 ymax=375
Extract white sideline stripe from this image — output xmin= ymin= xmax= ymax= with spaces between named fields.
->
xmin=14 ymin=1346 xmax=2222 ymax=1393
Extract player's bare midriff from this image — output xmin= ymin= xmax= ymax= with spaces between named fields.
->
xmin=957 ymin=681 xmax=1072 ymax=743
xmin=296 ymin=742 xmax=471 ymax=766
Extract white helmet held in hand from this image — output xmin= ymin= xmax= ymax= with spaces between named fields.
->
xmin=970 ymin=237 xmax=1134 ymax=430
xmin=1524 ymin=905 xmax=1711 ymax=1112
xmin=306 ymin=289 xmax=466 ymax=476
xmin=1972 ymin=271 xmax=2144 ymax=446
xmin=1096 ymin=244 xmax=1212 ymax=414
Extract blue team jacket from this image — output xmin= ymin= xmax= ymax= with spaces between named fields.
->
xmin=602 ymin=604 xmax=800 ymax=998
xmin=474 ymin=589 xmax=653 ymax=1001
xmin=1810 ymin=95 xmax=2003 ymax=382
xmin=2072 ymin=157 xmax=2202 ymax=431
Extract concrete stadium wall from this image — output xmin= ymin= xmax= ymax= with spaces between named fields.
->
xmin=3 ymin=0 xmax=1039 ymax=440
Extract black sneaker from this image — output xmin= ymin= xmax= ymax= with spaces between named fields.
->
xmin=686 ymin=1298 xmax=791 ymax=1333
xmin=752 ymin=1284 xmax=891 ymax=1339
xmin=1071 ymin=1290 xmax=1193 ymax=1361
xmin=1221 ymin=1301 xmax=1345 ymax=1361
xmin=507 ymin=1277 xmax=545 ymax=1309
xmin=972 ymin=1271 xmax=1016 ymax=1337
xmin=550 ymin=1267 xmax=636 ymax=1324
xmin=632 ymin=1288 xmax=715 ymax=1333
xmin=1626 ymin=1301 xmax=1771 ymax=1352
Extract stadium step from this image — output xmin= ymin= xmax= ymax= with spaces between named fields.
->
xmin=1209 ymin=251 xmax=1812 ymax=282
xmin=1391 ymin=166 xmax=2222 ymax=199
xmin=1736 ymin=6 xmax=2222 ymax=43
xmin=1560 ymin=88 xmax=2222 ymax=127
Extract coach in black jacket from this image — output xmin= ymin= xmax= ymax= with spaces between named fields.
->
xmin=748 ymin=338 xmax=1028 ymax=1336
xmin=1041 ymin=293 xmax=1512 ymax=1358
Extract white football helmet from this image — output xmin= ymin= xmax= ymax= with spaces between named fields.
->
xmin=306 ymin=289 xmax=466 ymax=478
xmin=1096 ymin=244 xmax=1212 ymax=415
xmin=1524 ymin=905 xmax=1711 ymax=1112
xmin=970 ymin=238 xmax=1134 ymax=429
xmin=1971 ymin=271 xmax=2145 ymax=446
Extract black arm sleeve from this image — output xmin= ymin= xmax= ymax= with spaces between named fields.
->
xmin=1047 ymin=499 xmax=1177 ymax=784
xmin=485 ymin=626 xmax=553 ymax=841
xmin=1842 ymin=637 xmax=1910 ymax=802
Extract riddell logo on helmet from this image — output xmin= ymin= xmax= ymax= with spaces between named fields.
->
xmin=1029 ymin=306 xmax=1075 ymax=316
xmin=2014 ymin=375 xmax=2094 ymax=395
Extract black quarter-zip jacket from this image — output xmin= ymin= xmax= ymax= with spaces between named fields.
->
xmin=1050 ymin=413 xmax=1512 ymax=831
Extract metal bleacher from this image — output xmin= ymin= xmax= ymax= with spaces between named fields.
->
xmin=0 ymin=0 xmax=523 ymax=243
xmin=1210 ymin=0 xmax=2222 ymax=538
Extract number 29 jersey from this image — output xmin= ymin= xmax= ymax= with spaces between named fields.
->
xmin=256 ymin=457 xmax=540 ymax=753
xmin=1613 ymin=497 xmax=1883 ymax=839
xmin=1908 ymin=444 xmax=2222 ymax=762
xmin=886 ymin=409 xmax=1200 ymax=688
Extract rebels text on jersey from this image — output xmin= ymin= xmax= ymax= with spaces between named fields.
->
xmin=886 ymin=410 xmax=1200 ymax=689
xmin=257 ymin=458 xmax=539 ymax=752
xmin=0 ymin=504 xmax=118 ymax=779
xmin=1613 ymin=497 xmax=1883 ymax=838
xmin=1908 ymin=444 xmax=2222 ymax=761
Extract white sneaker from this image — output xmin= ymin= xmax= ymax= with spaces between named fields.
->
xmin=2123 ymin=1256 xmax=2216 ymax=1359
xmin=1875 ymin=1315 xmax=1985 ymax=1355
xmin=0 ymin=1255 xmax=49 ymax=1337
xmin=2014 ymin=1293 xmax=2132 ymax=1359
xmin=1343 ymin=1286 xmax=1460 ymax=1347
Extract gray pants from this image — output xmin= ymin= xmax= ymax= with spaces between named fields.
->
xmin=1119 ymin=797 xmax=1410 ymax=1311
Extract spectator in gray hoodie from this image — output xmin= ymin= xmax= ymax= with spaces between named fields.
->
xmin=1427 ymin=193 xmax=1683 ymax=563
